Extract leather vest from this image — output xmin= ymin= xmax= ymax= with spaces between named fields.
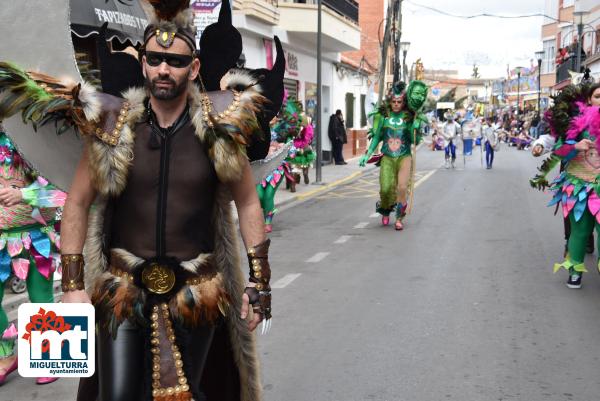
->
xmin=104 ymin=119 xmax=218 ymax=261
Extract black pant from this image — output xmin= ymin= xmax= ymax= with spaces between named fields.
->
xmin=332 ymin=140 xmax=344 ymax=163
xmin=94 ymin=319 xmax=216 ymax=401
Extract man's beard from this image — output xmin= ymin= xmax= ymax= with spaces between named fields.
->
xmin=146 ymin=72 xmax=189 ymax=100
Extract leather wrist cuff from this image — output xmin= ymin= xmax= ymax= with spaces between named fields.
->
xmin=247 ymin=239 xmax=271 ymax=290
xmin=244 ymin=287 xmax=272 ymax=320
xmin=61 ymin=254 xmax=85 ymax=292
xmin=246 ymin=239 xmax=271 ymax=319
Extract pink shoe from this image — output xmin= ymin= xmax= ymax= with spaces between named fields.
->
xmin=36 ymin=377 xmax=59 ymax=385
xmin=394 ymin=219 xmax=404 ymax=231
xmin=0 ymin=357 xmax=18 ymax=385
xmin=264 ymin=224 xmax=272 ymax=233
xmin=382 ymin=216 xmax=389 ymax=226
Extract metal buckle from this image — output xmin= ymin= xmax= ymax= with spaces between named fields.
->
xmin=141 ymin=263 xmax=176 ymax=294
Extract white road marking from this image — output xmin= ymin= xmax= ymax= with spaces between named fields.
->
xmin=306 ymin=252 xmax=330 ymax=263
xmin=354 ymin=222 xmax=369 ymax=229
xmin=272 ymin=273 xmax=302 ymax=289
xmin=334 ymin=235 xmax=352 ymax=244
xmin=414 ymin=169 xmax=437 ymax=188
xmin=369 ymin=213 xmax=379 ymax=218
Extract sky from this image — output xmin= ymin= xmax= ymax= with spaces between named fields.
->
xmin=401 ymin=0 xmax=546 ymax=79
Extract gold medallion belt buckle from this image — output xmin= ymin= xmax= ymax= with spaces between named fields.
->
xmin=141 ymin=263 xmax=176 ymax=294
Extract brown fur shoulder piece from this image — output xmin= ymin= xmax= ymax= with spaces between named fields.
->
xmin=85 ymin=87 xmax=146 ymax=196
xmin=190 ymin=72 xmax=267 ymax=183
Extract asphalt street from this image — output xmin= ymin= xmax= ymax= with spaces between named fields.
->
xmin=259 ymin=145 xmax=600 ymax=401
xmin=3 ymin=144 xmax=600 ymax=401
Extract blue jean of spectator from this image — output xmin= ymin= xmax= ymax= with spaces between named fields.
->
xmin=445 ymin=141 xmax=456 ymax=161
xmin=485 ymin=142 xmax=494 ymax=168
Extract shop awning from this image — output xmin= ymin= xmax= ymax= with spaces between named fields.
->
xmin=70 ymin=0 xmax=149 ymax=45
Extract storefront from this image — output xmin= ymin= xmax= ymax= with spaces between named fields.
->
xmin=69 ymin=0 xmax=148 ymax=85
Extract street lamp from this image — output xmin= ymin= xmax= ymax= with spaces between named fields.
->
xmin=400 ymin=41 xmax=410 ymax=83
xmin=316 ymin=0 xmax=322 ymax=182
xmin=515 ymin=66 xmax=524 ymax=116
xmin=535 ymin=50 xmax=544 ymax=119
xmin=573 ymin=10 xmax=590 ymax=73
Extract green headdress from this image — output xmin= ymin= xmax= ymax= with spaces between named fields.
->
xmin=390 ymin=82 xmax=406 ymax=99
xmin=273 ymin=97 xmax=305 ymax=139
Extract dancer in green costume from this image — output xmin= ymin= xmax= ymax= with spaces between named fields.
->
xmin=273 ymin=96 xmax=315 ymax=189
xmin=0 ymin=130 xmax=66 ymax=385
xmin=359 ymin=81 xmax=428 ymax=230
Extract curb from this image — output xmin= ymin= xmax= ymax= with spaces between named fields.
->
xmin=274 ymin=143 xmax=424 ymax=209
xmin=274 ymin=164 xmax=378 ymax=210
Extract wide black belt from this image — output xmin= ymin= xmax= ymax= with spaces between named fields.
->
xmin=109 ymin=251 xmax=216 ymax=299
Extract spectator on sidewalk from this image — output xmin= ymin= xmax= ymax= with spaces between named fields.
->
xmin=328 ymin=110 xmax=348 ymax=165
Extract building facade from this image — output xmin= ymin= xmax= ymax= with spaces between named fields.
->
xmin=229 ymin=0 xmax=365 ymax=161
xmin=540 ymin=0 xmax=600 ymax=97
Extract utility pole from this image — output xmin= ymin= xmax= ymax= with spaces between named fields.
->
xmin=392 ymin=0 xmax=403 ymax=85
xmin=315 ymin=0 xmax=323 ymax=183
xmin=377 ymin=0 xmax=395 ymax=104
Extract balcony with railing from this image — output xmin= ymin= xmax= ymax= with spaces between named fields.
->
xmin=556 ymin=53 xmax=590 ymax=86
xmin=556 ymin=57 xmax=576 ymax=84
xmin=276 ymin=0 xmax=361 ymax=52
xmin=276 ymin=0 xmax=358 ymax=24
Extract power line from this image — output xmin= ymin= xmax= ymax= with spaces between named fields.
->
xmin=404 ymin=0 xmax=567 ymax=23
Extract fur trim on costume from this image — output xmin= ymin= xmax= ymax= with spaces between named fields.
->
xmin=212 ymin=187 xmax=262 ymax=401
xmin=189 ymin=77 xmax=266 ymax=183
xmin=77 ymin=81 xmax=102 ymax=122
xmin=221 ymin=69 xmax=263 ymax=93
xmin=180 ymin=253 xmax=213 ymax=273
xmin=83 ymin=199 xmax=108 ymax=290
xmin=85 ymin=87 xmax=145 ymax=196
xmin=90 ymin=248 xmax=229 ymax=331
xmin=82 ymin=192 xmax=260 ymax=401
xmin=82 ymin=81 xmax=264 ymax=400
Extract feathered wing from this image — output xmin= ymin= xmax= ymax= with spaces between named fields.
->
xmin=0 ymin=62 xmax=74 ymax=134
xmin=0 ymin=62 xmax=129 ymax=190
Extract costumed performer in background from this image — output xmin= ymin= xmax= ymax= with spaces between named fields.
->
xmin=0 ymin=129 xmax=66 ymax=386
xmin=359 ymin=80 xmax=428 ymax=230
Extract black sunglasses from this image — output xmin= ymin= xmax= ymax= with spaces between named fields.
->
xmin=145 ymin=51 xmax=194 ymax=68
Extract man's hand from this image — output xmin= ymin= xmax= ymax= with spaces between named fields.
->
xmin=62 ymin=290 xmax=91 ymax=304
xmin=358 ymin=154 xmax=369 ymax=167
xmin=0 ymin=188 xmax=22 ymax=207
xmin=531 ymin=144 xmax=544 ymax=157
xmin=575 ymin=139 xmax=594 ymax=151
xmin=241 ymin=290 xmax=263 ymax=331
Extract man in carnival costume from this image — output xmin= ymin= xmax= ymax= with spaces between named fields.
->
xmin=0 ymin=0 xmax=284 ymax=400
xmin=440 ymin=110 xmax=461 ymax=169
xmin=0 ymin=128 xmax=66 ymax=386
xmin=359 ymin=81 xmax=428 ymax=230
xmin=531 ymin=79 xmax=600 ymax=289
